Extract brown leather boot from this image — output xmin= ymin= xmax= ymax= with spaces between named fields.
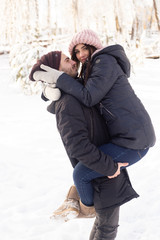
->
xmin=50 ymin=185 xmax=80 ymax=222
xmin=77 ymin=201 xmax=96 ymax=218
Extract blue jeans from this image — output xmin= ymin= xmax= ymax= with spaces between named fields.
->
xmin=73 ymin=143 xmax=149 ymax=206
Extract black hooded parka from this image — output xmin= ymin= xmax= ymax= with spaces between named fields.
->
xmin=56 ymin=45 xmax=156 ymax=150
xmin=47 ymin=94 xmax=139 ymax=210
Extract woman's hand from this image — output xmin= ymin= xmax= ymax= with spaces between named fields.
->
xmin=43 ymin=84 xmax=61 ymax=101
xmin=33 ymin=64 xmax=63 ymax=84
xmin=108 ymin=162 xmax=129 ymax=179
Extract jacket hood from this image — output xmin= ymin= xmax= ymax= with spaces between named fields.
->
xmin=92 ymin=44 xmax=131 ymax=77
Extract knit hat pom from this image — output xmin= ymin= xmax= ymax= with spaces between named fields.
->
xmin=69 ymin=29 xmax=103 ymax=56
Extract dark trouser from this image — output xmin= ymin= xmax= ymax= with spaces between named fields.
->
xmin=89 ymin=207 xmax=120 ymax=240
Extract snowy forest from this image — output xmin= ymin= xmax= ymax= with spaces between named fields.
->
xmin=0 ymin=0 xmax=160 ymax=94
xmin=1 ymin=1 xmax=160 ymax=240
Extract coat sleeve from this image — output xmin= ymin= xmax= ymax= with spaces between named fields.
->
xmin=55 ymin=94 xmax=118 ymax=176
xmin=56 ymin=55 xmax=120 ymax=106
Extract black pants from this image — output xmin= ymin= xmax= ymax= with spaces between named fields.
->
xmin=89 ymin=207 xmax=120 ymax=240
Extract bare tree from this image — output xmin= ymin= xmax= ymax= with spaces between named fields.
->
xmin=3 ymin=0 xmax=11 ymax=45
xmin=34 ymin=0 xmax=40 ymax=38
xmin=72 ymin=0 xmax=79 ymax=32
xmin=153 ymin=0 xmax=160 ymax=31
xmin=47 ymin=0 xmax=51 ymax=31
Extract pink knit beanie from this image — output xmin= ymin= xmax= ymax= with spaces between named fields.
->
xmin=69 ymin=29 xmax=103 ymax=56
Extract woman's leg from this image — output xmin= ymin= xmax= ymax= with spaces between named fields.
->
xmin=89 ymin=206 xmax=120 ymax=240
xmin=73 ymin=144 xmax=148 ymax=206
xmin=99 ymin=143 xmax=149 ymax=167
xmin=73 ymin=162 xmax=103 ymax=206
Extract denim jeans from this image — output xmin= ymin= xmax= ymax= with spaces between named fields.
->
xmin=73 ymin=143 xmax=149 ymax=206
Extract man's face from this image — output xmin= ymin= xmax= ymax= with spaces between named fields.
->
xmin=59 ymin=53 xmax=78 ymax=78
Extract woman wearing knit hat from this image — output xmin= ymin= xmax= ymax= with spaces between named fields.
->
xmin=33 ymin=29 xmax=156 ymax=218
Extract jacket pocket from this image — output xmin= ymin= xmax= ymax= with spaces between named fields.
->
xmin=99 ymin=102 xmax=116 ymax=122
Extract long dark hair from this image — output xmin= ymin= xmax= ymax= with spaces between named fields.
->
xmin=71 ymin=44 xmax=96 ymax=85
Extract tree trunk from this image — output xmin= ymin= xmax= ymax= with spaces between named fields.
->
xmin=34 ymin=0 xmax=40 ymax=38
xmin=47 ymin=0 xmax=51 ymax=31
xmin=72 ymin=0 xmax=78 ymax=32
xmin=153 ymin=0 xmax=160 ymax=31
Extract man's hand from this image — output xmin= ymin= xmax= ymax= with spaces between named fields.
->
xmin=43 ymin=84 xmax=61 ymax=101
xmin=108 ymin=162 xmax=129 ymax=179
xmin=33 ymin=64 xmax=63 ymax=84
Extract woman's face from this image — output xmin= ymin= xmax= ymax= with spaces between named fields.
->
xmin=74 ymin=44 xmax=90 ymax=64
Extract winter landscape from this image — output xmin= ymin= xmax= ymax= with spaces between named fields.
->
xmin=1 ymin=53 xmax=160 ymax=240
xmin=0 ymin=0 xmax=160 ymax=239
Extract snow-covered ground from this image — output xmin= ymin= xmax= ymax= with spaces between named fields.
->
xmin=0 ymin=54 xmax=160 ymax=240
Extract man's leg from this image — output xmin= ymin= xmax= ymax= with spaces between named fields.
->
xmin=89 ymin=207 xmax=120 ymax=240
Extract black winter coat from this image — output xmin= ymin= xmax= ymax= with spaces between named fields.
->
xmin=56 ymin=45 xmax=156 ymax=150
xmin=47 ymin=94 xmax=139 ymax=210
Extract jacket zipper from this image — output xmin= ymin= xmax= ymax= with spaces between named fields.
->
xmin=90 ymin=108 xmax=94 ymax=141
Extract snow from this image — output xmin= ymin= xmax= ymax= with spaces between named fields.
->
xmin=0 ymin=54 xmax=160 ymax=240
